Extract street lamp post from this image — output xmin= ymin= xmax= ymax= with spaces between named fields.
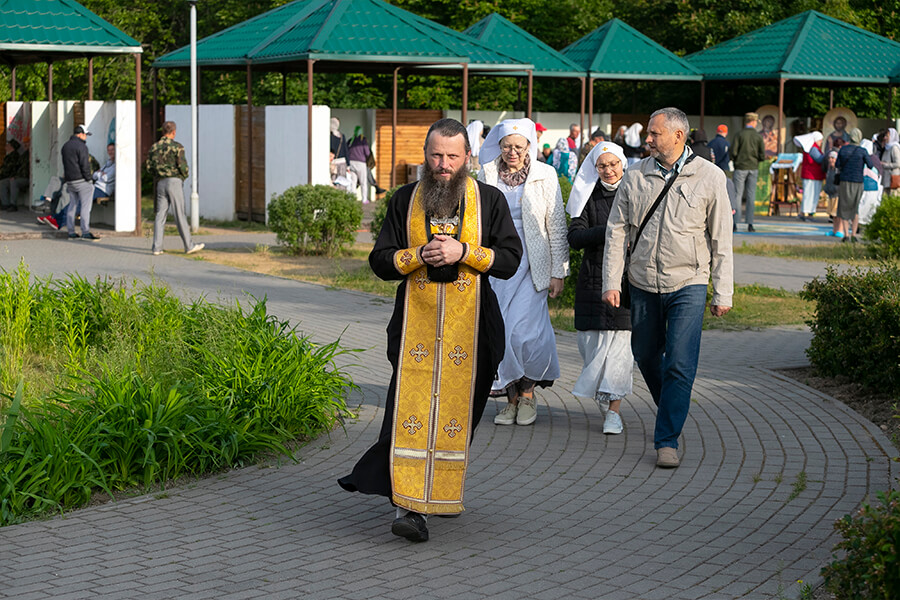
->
xmin=188 ymin=0 xmax=199 ymax=232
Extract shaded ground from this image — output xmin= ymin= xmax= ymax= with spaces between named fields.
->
xmin=780 ymin=367 xmax=900 ymax=453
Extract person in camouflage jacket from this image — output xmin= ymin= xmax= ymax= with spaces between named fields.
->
xmin=147 ymin=121 xmax=203 ymax=255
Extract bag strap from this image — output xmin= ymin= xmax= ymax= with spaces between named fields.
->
xmin=634 ymin=154 xmax=698 ymax=247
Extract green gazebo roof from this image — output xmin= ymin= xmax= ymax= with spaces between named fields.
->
xmin=154 ymin=0 xmax=530 ymax=73
xmin=686 ymin=10 xmax=900 ymax=83
xmin=0 ymin=0 xmax=141 ymax=62
xmin=561 ymin=18 xmax=701 ymax=81
xmin=463 ymin=13 xmax=585 ymax=78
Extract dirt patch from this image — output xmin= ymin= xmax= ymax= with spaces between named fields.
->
xmin=779 ymin=367 xmax=899 ymax=451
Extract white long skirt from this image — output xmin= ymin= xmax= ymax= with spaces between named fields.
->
xmin=490 ymin=226 xmax=560 ymax=394
xmin=572 ymin=330 xmax=634 ymax=401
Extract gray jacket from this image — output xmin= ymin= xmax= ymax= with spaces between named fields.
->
xmin=602 ymin=152 xmax=734 ymax=307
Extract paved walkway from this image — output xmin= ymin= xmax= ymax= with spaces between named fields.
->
xmin=0 ymin=234 xmax=896 ymax=600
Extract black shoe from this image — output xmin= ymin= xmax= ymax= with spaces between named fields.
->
xmin=391 ymin=511 xmax=428 ymax=542
xmin=5 ymin=205 xmax=17 ymax=212
xmin=68 ymin=233 xmax=79 ymax=240
xmin=81 ymin=232 xmax=101 ymax=241
xmin=374 ymin=186 xmax=387 ymax=195
xmin=798 ymin=214 xmax=806 ymax=221
xmin=747 ymin=224 xmax=755 ymax=232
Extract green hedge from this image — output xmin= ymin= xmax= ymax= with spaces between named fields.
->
xmin=800 ymin=263 xmax=900 ymax=396
xmin=823 ymin=489 xmax=900 ymax=599
xmin=268 ymin=184 xmax=362 ymax=256
xmin=865 ymin=194 xmax=900 ymax=257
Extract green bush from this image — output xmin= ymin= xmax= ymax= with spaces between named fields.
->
xmin=370 ymin=185 xmax=401 ymax=236
xmin=865 ymin=194 xmax=900 ymax=257
xmin=822 ymin=489 xmax=900 ymax=599
xmin=268 ymin=184 xmax=362 ymax=256
xmin=800 ymin=264 xmax=900 ymax=396
xmin=0 ymin=267 xmax=355 ymax=525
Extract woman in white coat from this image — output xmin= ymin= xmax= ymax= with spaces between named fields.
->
xmin=478 ymin=119 xmax=569 ymax=426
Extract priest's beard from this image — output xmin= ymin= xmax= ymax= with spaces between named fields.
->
xmin=421 ymin=162 xmax=468 ymax=219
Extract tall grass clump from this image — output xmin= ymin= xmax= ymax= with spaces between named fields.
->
xmin=0 ymin=265 xmax=355 ymax=525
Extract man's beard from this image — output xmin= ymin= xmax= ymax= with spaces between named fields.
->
xmin=421 ymin=162 xmax=469 ymax=219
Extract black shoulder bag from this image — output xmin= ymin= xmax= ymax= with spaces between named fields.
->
xmin=622 ymin=154 xmax=697 ymax=307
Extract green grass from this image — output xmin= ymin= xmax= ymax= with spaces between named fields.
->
xmin=550 ymin=283 xmax=812 ymax=333
xmin=0 ymin=263 xmax=355 ymax=526
xmin=733 ymin=240 xmax=888 ymax=264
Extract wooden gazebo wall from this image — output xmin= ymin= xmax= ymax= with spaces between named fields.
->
xmin=235 ymin=105 xmax=266 ymax=222
xmin=375 ymin=108 xmax=442 ymax=190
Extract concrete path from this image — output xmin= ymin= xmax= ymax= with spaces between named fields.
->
xmin=0 ymin=235 xmax=896 ymax=600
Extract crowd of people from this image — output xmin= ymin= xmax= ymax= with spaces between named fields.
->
xmin=339 ymin=109 xmax=733 ymax=543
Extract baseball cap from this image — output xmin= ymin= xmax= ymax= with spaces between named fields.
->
xmin=716 ymin=124 xmax=728 ymax=135
xmin=74 ymin=124 xmax=92 ymax=135
xmin=535 ymin=122 xmax=547 ymax=132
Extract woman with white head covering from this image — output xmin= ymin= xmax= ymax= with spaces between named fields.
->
xmin=478 ymin=118 xmax=569 ymax=426
xmin=567 ymin=142 xmax=633 ymax=435
xmin=859 ymin=139 xmax=884 ymax=225
xmin=880 ymin=127 xmax=900 ymax=196
xmin=793 ymin=131 xmax=825 ymax=220
xmin=551 ymin=137 xmax=577 ymax=182
xmin=623 ymin=122 xmax=644 ymax=166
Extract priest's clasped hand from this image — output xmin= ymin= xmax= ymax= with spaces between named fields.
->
xmin=422 ymin=235 xmax=463 ymax=267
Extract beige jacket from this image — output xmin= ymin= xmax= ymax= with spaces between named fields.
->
xmin=479 ymin=158 xmax=569 ymax=291
xmin=602 ymin=153 xmax=734 ymax=306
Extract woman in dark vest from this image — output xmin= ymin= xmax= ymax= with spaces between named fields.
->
xmin=566 ymin=142 xmax=633 ymax=435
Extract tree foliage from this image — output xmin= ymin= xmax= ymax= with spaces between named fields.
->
xmin=1 ymin=0 xmax=899 ymax=118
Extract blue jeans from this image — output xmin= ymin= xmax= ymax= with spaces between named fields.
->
xmin=629 ymin=284 xmax=707 ymax=449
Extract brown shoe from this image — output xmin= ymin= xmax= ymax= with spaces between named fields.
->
xmin=656 ymin=447 xmax=680 ymax=468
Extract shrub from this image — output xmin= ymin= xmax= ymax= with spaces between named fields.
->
xmin=268 ymin=184 xmax=362 ymax=256
xmin=800 ymin=264 xmax=900 ymax=396
xmin=822 ymin=489 xmax=900 ymax=599
xmin=865 ymin=194 xmax=900 ymax=257
xmin=370 ymin=185 xmax=401 ymax=236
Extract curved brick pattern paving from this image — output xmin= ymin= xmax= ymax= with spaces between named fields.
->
xmin=0 ymin=235 xmax=896 ymax=600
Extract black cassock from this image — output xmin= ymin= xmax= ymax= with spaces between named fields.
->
xmin=338 ymin=180 xmax=522 ymax=498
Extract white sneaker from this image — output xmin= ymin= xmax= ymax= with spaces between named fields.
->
xmin=186 ymin=243 xmax=205 ymax=254
xmin=494 ymin=403 xmax=517 ymax=425
xmin=516 ymin=396 xmax=537 ymax=426
xmin=603 ymin=410 xmax=623 ymax=435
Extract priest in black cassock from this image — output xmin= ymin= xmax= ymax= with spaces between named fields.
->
xmin=338 ymin=118 xmax=522 ymax=542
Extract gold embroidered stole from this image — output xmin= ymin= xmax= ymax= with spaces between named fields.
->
xmin=390 ymin=178 xmax=482 ymax=514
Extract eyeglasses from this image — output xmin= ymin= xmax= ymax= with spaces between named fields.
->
xmin=500 ymin=144 xmax=528 ymax=155
xmin=595 ymin=161 xmax=621 ymax=171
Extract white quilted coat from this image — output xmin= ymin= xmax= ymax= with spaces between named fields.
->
xmin=479 ymin=158 xmax=569 ymax=292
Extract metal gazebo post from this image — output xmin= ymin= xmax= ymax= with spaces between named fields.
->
xmin=189 ymin=0 xmax=200 ymax=232
xmin=307 ymin=59 xmax=315 ymax=185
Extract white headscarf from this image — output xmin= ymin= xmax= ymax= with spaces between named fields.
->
xmin=624 ymin=123 xmax=643 ymax=147
xmin=792 ymin=131 xmax=823 ymax=154
xmin=861 ymin=139 xmax=874 ymax=155
xmin=566 ymin=141 xmax=627 ymax=217
xmin=479 ymin=118 xmax=538 ymax=165
xmin=466 ymin=120 xmax=484 ymax=158
xmin=330 ymin=117 xmax=341 ymax=136
xmin=886 ymin=128 xmax=899 ymax=150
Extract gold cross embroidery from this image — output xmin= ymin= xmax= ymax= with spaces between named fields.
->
xmin=403 ymin=415 xmax=423 ymax=435
xmin=409 ymin=343 xmax=429 ymax=363
xmin=443 ymin=418 xmax=462 ymax=438
xmin=415 ymin=272 xmax=430 ymax=290
xmin=448 ymin=345 xmax=468 ymax=366
xmin=453 ymin=273 xmax=472 ymax=292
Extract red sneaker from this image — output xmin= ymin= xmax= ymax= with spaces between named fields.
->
xmin=45 ymin=216 xmax=59 ymax=230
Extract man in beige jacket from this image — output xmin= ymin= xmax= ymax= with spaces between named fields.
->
xmin=602 ymin=107 xmax=733 ymax=469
